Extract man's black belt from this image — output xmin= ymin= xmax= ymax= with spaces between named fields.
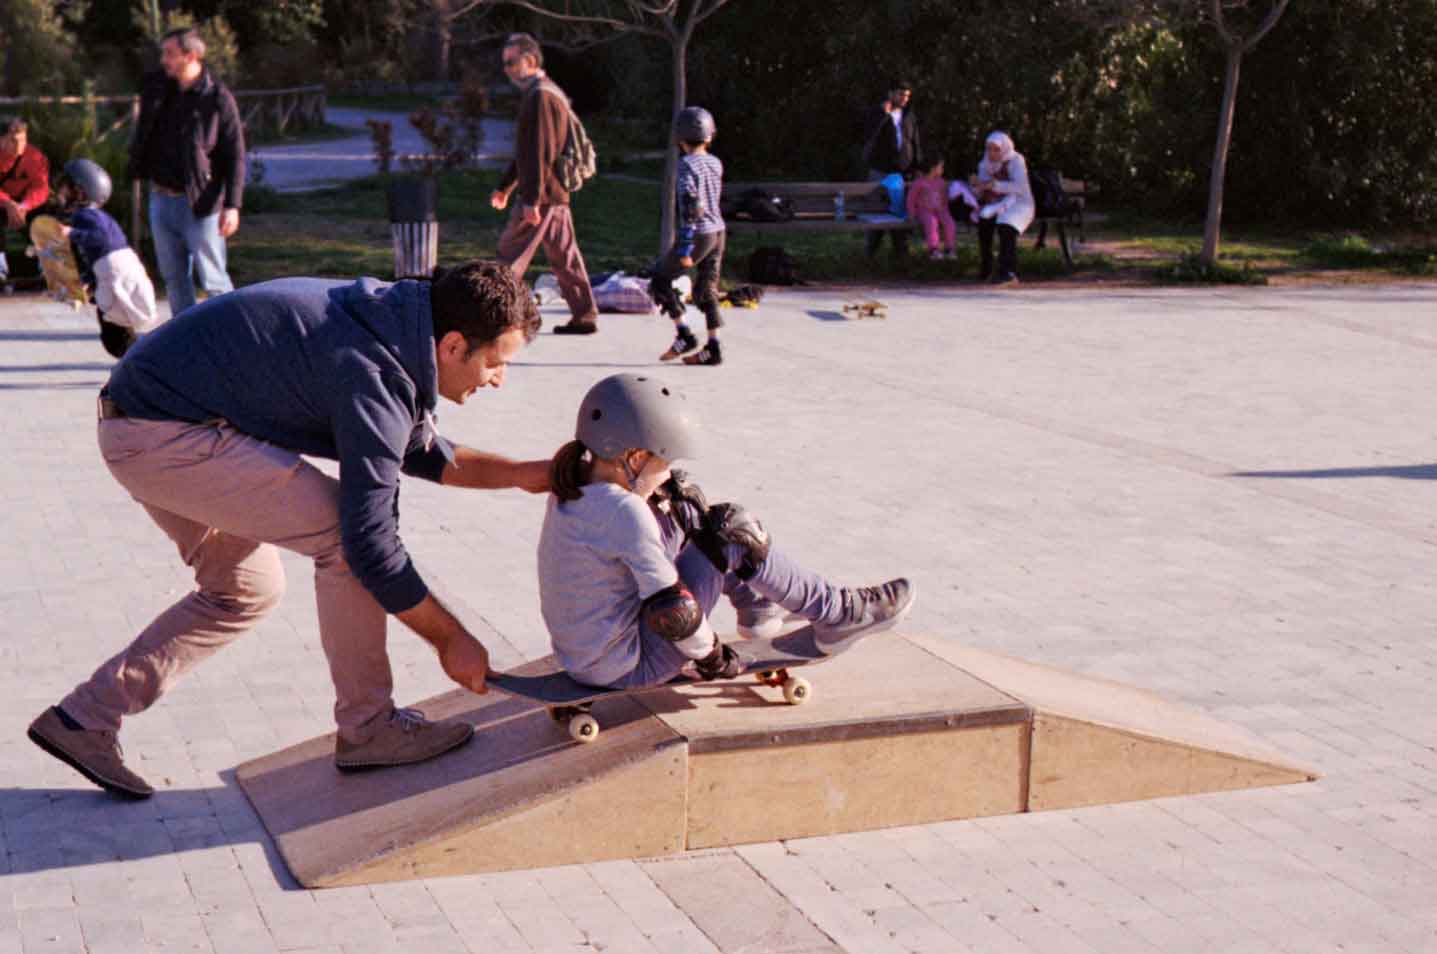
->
xmin=97 ymin=388 xmax=126 ymax=420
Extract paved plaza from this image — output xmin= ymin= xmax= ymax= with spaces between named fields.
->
xmin=1 ymin=279 xmax=1434 ymax=953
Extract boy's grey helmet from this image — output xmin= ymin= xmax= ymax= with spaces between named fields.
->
xmin=675 ymin=106 xmax=716 ymax=144
xmin=63 ymin=159 xmax=112 ymax=206
xmin=577 ymin=373 xmax=699 ymax=462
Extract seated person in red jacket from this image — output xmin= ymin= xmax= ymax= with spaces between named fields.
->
xmin=0 ymin=117 xmax=51 ymax=283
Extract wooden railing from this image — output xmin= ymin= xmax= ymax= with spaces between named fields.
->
xmin=0 ymin=85 xmax=326 ymax=240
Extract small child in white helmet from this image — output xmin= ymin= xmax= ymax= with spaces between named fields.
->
xmin=537 ymin=373 xmax=916 ymax=690
xmin=56 ymin=158 xmax=159 ymax=357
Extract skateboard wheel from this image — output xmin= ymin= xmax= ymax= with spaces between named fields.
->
xmin=782 ymin=676 xmax=811 ymax=705
xmin=568 ymin=713 xmax=600 ymax=743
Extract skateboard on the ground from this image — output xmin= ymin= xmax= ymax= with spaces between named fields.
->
xmin=27 ymin=215 xmax=87 ymax=308
xmin=842 ymin=298 xmax=887 ymax=320
xmin=490 ymin=620 xmax=889 ymax=744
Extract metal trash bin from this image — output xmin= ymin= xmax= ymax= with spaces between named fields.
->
xmin=387 ymin=176 xmax=439 ymax=279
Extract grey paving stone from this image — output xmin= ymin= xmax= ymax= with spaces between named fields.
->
xmin=5 ymin=284 xmax=1437 ymax=952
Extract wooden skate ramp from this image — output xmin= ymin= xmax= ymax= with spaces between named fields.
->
xmin=236 ymin=636 xmax=1316 ymax=887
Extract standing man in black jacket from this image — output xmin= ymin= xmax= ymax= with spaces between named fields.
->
xmin=128 ymin=27 xmax=245 ymax=317
xmin=861 ymin=82 xmax=921 ymax=258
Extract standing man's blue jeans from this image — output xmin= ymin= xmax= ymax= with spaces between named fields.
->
xmin=148 ymin=191 xmax=233 ymax=317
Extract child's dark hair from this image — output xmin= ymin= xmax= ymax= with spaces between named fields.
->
xmin=921 ymin=156 xmax=945 ymax=175
xmin=549 ymin=439 xmax=593 ymax=502
xmin=429 ymin=259 xmax=541 ymax=352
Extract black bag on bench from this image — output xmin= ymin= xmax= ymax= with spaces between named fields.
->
xmin=726 ymin=188 xmax=796 ymax=223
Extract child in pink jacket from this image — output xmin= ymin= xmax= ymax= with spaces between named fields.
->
xmin=906 ymin=158 xmax=958 ymax=260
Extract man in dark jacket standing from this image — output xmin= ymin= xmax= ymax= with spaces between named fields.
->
xmin=27 ymin=261 xmax=550 ymax=798
xmin=861 ymin=82 xmax=921 ymax=257
xmin=490 ymin=32 xmax=599 ymax=336
xmin=128 ymin=27 xmax=245 ymax=317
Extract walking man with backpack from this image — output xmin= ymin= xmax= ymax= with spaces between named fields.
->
xmin=490 ymin=32 xmax=600 ymax=336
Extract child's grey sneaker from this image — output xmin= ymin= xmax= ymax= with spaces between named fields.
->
xmin=736 ymin=600 xmax=790 ymax=639
xmin=27 ymin=706 xmax=154 ymax=799
xmin=813 ymin=577 xmax=915 ymax=649
xmin=334 ymin=706 xmax=474 ymax=772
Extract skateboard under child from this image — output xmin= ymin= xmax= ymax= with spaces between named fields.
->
xmin=490 ymin=620 xmax=890 ymax=744
xmin=27 ymin=215 xmax=87 ymax=308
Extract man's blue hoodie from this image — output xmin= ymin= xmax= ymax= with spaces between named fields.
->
xmin=107 ymin=277 xmax=455 ymax=614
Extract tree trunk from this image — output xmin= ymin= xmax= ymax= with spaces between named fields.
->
xmin=660 ymin=35 xmax=688 ymax=253
xmin=431 ymin=0 xmax=453 ymax=83
xmin=1201 ymin=45 xmax=1243 ymax=265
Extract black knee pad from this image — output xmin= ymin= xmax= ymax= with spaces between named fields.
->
xmin=98 ymin=316 xmax=137 ymax=359
xmin=695 ymin=502 xmax=770 ymax=580
xmin=648 ymin=277 xmax=685 ymax=319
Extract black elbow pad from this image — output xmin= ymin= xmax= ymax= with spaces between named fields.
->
xmin=642 ymin=582 xmax=704 ymax=642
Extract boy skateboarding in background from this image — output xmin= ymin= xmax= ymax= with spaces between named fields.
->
xmin=649 ymin=107 xmax=728 ymax=366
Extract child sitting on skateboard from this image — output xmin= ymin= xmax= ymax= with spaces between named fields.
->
xmin=649 ymin=107 xmax=727 ymax=366
xmin=537 ymin=373 xmax=915 ymax=690
xmin=56 ymin=158 xmax=158 ymax=357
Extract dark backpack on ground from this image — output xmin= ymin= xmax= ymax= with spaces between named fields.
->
xmin=727 ymin=188 xmax=796 ymax=223
xmin=748 ymin=246 xmax=801 ymax=285
xmin=1030 ymin=167 xmax=1073 ymax=218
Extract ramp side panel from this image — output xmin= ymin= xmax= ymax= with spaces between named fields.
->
xmin=686 ymin=722 xmax=1028 ymax=849
xmin=320 ymin=743 xmax=689 ymax=886
xmin=1029 ymin=714 xmax=1314 ymax=812
xmin=907 ymin=636 xmax=1318 ymax=779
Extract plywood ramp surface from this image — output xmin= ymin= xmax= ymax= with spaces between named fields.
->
xmin=235 ymin=664 xmax=687 ymax=888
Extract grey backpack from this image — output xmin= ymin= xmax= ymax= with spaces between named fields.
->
xmin=542 ymin=81 xmax=597 ymax=193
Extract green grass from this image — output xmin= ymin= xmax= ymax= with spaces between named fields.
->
xmin=1154 ymin=252 xmax=1268 ymax=285
xmin=1300 ymin=234 xmax=1437 ymax=275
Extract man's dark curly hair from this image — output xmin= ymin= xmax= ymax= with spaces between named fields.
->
xmin=430 ymin=259 xmax=541 ymax=352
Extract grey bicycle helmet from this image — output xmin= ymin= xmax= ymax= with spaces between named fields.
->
xmin=63 ymin=159 xmax=113 ymax=206
xmin=576 ymin=374 xmax=699 ymax=462
xmin=675 ymin=106 xmax=716 ymax=144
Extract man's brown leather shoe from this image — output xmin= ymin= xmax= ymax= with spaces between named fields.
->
xmin=28 ymin=707 xmax=154 ymax=799
xmin=334 ymin=706 xmax=474 ymax=772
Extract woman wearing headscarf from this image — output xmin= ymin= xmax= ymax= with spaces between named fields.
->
xmin=973 ymin=131 xmax=1034 ymax=284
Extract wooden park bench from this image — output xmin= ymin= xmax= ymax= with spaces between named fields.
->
xmin=1031 ymin=175 xmax=1093 ymax=269
xmin=722 ymin=181 xmax=912 ymax=234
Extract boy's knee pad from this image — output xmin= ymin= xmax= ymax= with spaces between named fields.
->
xmin=648 ymin=277 xmax=685 ymax=319
xmin=642 ymin=582 xmax=704 ymax=642
xmin=97 ymin=315 xmax=138 ymax=359
xmin=695 ymin=503 xmax=770 ymax=580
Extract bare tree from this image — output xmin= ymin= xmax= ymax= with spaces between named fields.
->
xmin=494 ymin=0 xmax=738 ymax=249
xmin=1199 ymin=0 xmax=1290 ymax=264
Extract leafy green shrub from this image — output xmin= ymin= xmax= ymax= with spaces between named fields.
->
xmin=1156 ymin=252 xmax=1268 ymax=285
xmin=1300 ymin=234 xmax=1381 ymax=268
xmin=1300 ymin=235 xmax=1437 ymax=275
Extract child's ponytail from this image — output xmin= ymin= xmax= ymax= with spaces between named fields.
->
xmin=549 ymin=439 xmax=592 ymax=502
